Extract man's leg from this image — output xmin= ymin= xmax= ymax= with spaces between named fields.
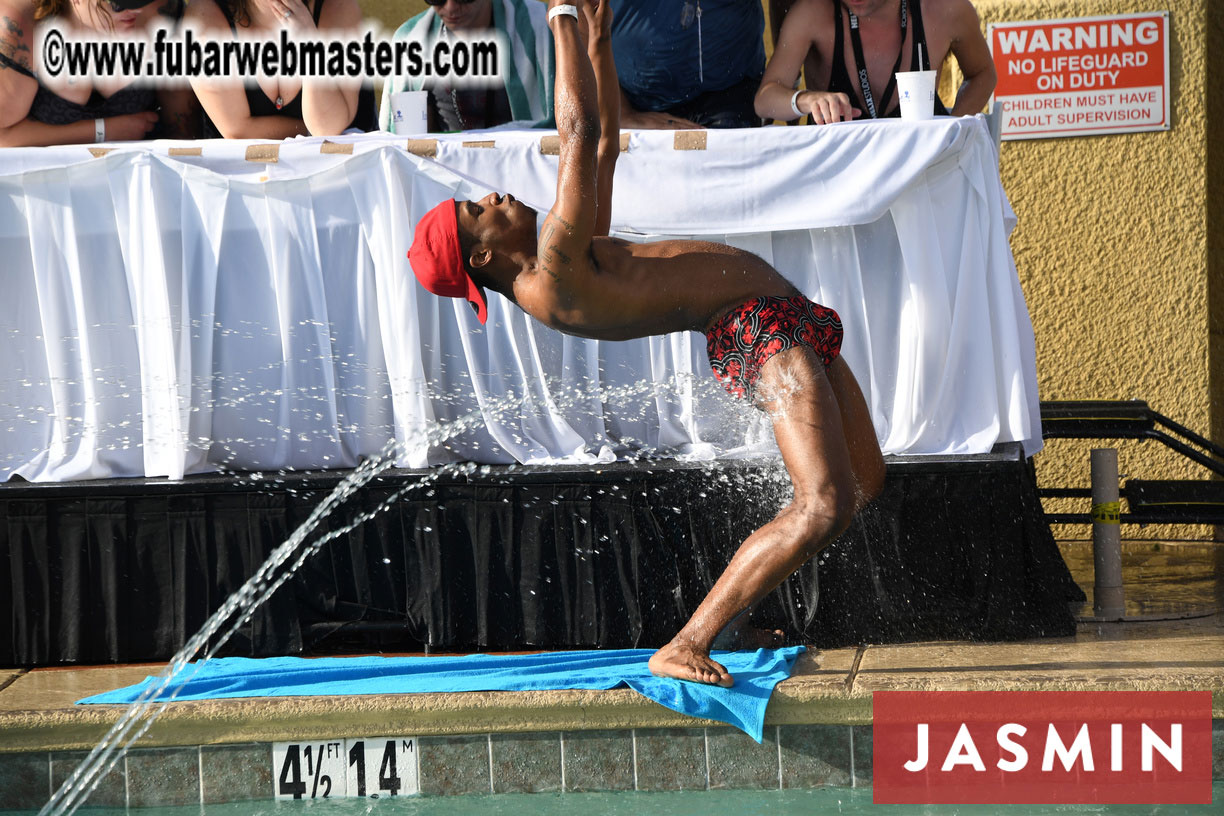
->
xmin=824 ymin=356 xmax=887 ymax=512
xmin=648 ymin=348 xmax=884 ymax=686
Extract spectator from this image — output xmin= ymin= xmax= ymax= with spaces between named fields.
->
xmin=186 ymin=0 xmax=376 ymax=139
xmin=378 ymin=0 xmax=554 ymax=134
xmin=612 ymin=0 xmax=765 ymax=130
xmin=757 ymin=0 xmax=996 ymax=124
xmin=0 ymin=0 xmax=198 ymax=146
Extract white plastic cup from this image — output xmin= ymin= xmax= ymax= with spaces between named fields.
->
xmin=895 ymin=70 xmax=937 ymax=121
xmin=390 ymin=90 xmax=429 ymax=134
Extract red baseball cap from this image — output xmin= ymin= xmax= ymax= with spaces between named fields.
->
xmin=407 ymin=199 xmax=489 ymax=324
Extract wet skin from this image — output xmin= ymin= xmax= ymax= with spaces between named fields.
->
xmin=459 ymin=193 xmax=886 ymax=688
xmin=458 ymin=192 xmax=800 ymax=339
xmin=446 ymin=3 xmax=885 ymax=687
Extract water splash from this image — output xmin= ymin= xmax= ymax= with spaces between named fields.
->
xmin=37 ymin=371 xmax=784 ymax=816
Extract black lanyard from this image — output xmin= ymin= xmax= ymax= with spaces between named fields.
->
xmin=846 ymin=0 xmax=909 ymax=119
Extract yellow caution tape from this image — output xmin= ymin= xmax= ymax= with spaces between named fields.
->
xmin=1091 ymin=501 xmax=1121 ymax=524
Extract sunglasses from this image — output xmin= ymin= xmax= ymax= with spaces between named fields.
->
xmin=424 ymin=0 xmax=480 ymax=6
xmin=105 ymin=0 xmax=159 ymax=12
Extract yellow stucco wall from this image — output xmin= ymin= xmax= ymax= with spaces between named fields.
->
xmin=972 ymin=0 xmax=1220 ymax=539
xmin=356 ymin=1 xmax=1220 ymax=537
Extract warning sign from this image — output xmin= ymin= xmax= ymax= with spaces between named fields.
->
xmin=988 ymin=12 xmax=1169 ymax=140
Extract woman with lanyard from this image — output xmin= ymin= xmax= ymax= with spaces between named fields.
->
xmin=754 ymin=0 xmax=995 ymax=125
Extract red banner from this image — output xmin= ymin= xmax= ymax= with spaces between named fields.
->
xmin=873 ymin=691 xmax=1213 ymax=804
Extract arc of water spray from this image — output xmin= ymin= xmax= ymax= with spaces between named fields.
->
xmin=40 ymin=399 xmax=492 ymax=816
xmin=40 ymin=375 xmax=715 ymax=816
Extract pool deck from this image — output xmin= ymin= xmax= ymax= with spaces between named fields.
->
xmin=1 ymin=541 xmax=1222 ymax=753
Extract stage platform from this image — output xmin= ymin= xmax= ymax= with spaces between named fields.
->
xmin=0 ymin=444 xmax=1082 ymax=668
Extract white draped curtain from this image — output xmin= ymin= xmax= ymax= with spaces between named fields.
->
xmin=0 ymin=118 xmax=1040 ymax=482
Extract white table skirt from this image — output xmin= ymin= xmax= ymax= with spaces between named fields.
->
xmin=0 ymin=117 xmax=1040 ymax=482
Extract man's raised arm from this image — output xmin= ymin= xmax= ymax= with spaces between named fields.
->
xmin=539 ymin=0 xmax=602 ymax=282
xmin=582 ymin=0 xmax=619 ymax=237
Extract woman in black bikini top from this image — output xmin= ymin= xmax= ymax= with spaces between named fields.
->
xmin=186 ymin=0 xmax=374 ymax=139
xmin=0 ymin=0 xmax=197 ymax=145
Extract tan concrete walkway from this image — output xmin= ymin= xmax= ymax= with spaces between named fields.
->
xmin=1 ymin=542 xmax=1221 ymax=753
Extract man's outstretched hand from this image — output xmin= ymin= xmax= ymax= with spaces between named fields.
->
xmin=580 ymin=0 xmax=612 ymax=41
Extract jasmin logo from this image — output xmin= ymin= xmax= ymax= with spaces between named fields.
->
xmin=873 ymin=691 xmax=1212 ymax=804
xmin=904 ymin=721 xmax=1183 ymax=773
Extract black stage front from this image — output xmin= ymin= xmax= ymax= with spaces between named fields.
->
xmin=0 ymin=445 xmax=1084 ymax=667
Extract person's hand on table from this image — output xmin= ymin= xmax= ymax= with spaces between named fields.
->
xmin=793 ymin=90 xmax=860 ymax=125
xmin=103 ymin=112 xmax=159 ymax=141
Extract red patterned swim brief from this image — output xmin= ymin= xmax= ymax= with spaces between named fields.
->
xmin=705 ymin=295 xmax=843 ymax=400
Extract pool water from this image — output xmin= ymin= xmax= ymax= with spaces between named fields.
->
xmin=10 ymin=785 xmax=1220 ymax=816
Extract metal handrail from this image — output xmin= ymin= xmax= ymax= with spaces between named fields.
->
xmin=1040 ymin=400 xmax=1224 ymax=477
xmin=1038 ymin=400 xmax=1224 ymax=524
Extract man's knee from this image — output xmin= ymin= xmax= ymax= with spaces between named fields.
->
xmin=791 ymin=482 xmax=857 ymax=557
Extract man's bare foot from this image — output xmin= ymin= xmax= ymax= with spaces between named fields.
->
xmin=648 ymin=640 xmax=734 ymax=687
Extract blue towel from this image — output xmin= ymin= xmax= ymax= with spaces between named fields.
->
xmin=78 ymin=647 xmax=804 ymax=743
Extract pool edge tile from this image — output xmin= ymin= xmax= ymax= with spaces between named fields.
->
xmin=417 ymin=734 xmax=491 ymax=796
xmin=0 ymin=752 xmax=50 ymax=810
xmin=126 ymin=746 xmax=200 ymax=807
xmin=633 ymin=727 xmax=708 ymax=791
xmin=202 ymin=743 xmax=273 ymax=804
xmin=561 ymin=730 xmax=634 ymax=792
xmin=779 ymin=724 xmax=853 ymax=788
xmin=490 ymin=732 xmax=562 ymax=794
xmin=706 ymin=727 xmax=780 ymax=790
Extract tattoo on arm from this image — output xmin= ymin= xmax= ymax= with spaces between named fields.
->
xmin=539 ymin=223 xmax=562 ymax=280
xmin=539 ymin=214 xmax=577 ymax=281
xmin=1 ymin=17 xmax=32 ymax=72
xmin=540 ymin=224 xmax=555 ymax=259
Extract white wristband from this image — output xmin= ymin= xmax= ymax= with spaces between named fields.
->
xmin=548 ymin=4 xmax=578 ymax=22
xmin=790 ymin=90 xmax=804 ymax=119
xmin=94 ymin=118 xmax=105 ymax=143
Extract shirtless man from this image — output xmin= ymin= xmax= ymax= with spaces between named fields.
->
xmin=407 ymin=0 xmax=885 ymax=686
xmin=757 ymin=0 xmax=996 ymax=124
